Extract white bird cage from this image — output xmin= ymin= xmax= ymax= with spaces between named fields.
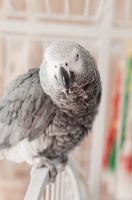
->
xmin=0 ymin=0 xmax=132 ymax=200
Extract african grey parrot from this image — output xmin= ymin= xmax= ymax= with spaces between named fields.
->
xmin=0 ymin=41 xmax=101 ymax=182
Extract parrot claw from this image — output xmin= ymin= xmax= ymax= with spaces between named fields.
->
xmin=31 ymin=157 xmax=58 ymax=183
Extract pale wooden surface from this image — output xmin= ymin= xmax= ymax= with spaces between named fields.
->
xmin=0 ymin=160 xmax=31 ymax=200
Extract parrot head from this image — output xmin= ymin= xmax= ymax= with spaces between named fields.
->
xmin=39 ymin=41 xmax=101 ymax=111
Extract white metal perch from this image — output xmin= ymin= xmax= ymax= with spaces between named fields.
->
xmin=24 ymin=157 xmax=87 ymax=200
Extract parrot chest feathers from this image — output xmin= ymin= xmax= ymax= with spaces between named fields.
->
xmin=38 ymin=110 xmax=89 ymax=159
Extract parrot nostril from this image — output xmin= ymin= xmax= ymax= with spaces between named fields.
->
xmin=55 ymin=65 xmax=57 ymax=68
xmin=65 ymin=63 xmax=68 ymax=67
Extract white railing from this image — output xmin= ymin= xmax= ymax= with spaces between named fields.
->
xmin=0 ymin=0 xmax=105 ymax=22
xmin=24 ymin=157 xmax=87 ymax=200
xmin=1 ymin=0 xmax=132 ymax=26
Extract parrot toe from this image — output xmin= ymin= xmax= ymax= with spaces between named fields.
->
xmin=31 ymin=156 xmax=58 ymax=183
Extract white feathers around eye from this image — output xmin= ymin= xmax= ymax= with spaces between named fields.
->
xmin=68 ymin=48 xmax=83 ymax=74
xmin=43 ymin=46 xmax=83 ymax=76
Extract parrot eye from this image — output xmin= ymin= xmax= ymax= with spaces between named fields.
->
xmin=65 ymin=63 xmax=68 ymax=67
xmin=76 ymin=54 xmax=79 ymax=60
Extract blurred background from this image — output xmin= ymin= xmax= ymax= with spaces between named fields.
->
xmin=0 ymin=0 xmax=132 ymax=199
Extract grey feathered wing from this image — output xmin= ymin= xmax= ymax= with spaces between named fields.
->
xmin=0 ymin=68 xmax=56 ymax=149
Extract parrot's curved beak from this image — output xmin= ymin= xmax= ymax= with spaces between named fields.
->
xmin=57 ymin=66 xmax=72 ymax=97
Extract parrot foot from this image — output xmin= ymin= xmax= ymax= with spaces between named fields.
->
xmin=57 ymin=155 xmax=68 ymax=173
xmin=31 ymin=157 xmax=57 ymax=183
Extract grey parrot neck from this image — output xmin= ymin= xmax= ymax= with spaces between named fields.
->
xmin=39 ymin=62 xmax=101 ymax=117
xmin=40 ymin=75 xmax=94 ymax=118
